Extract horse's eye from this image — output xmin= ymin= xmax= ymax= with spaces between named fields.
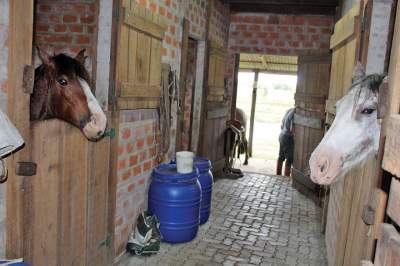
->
xmin=58 ymin=79 xmax=68 ymax=86
xmin=361 ymin=108 xmax=375 ymax=115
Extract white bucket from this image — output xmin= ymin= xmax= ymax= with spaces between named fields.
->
xmin=176 ymin=151 xmax=195 ymax=174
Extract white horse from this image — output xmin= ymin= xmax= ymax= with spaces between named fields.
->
xmin=309 ymin=64 xmax=385 ymax=185
xmin=0 ymin=109 xmax=24 ymax=181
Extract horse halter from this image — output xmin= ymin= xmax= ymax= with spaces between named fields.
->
xmin=0 ymin=159 xmax=8 ymax=183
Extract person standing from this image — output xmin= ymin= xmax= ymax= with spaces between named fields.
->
xmin=276 ymin=108 xmax=295 ymax=177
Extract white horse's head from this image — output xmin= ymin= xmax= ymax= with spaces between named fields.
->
xmin=0 ymin=109 xmax=24 ymax=180
xmin=309 ymin=64 xmax=385 ymax=185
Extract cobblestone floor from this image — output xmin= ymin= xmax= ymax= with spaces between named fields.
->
xmin=118 ymin=173 xmax=327 ymax=266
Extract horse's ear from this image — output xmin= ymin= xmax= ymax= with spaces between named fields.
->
xmin=36 ymin=46 xmax=53 ymax=66
xmin=352 ymin=61 xmax=366 ymax=81
xmin=75 ymin=49 xmax=87 ymax=65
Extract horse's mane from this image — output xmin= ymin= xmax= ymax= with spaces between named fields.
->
xmin=349 ymin=74 xmax=385 ymax=112
xmin=35 ymin=53 xmax=90 ymax=83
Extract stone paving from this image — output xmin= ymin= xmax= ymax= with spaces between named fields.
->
xmin=117 ymin=173 xmax=327 ymax=266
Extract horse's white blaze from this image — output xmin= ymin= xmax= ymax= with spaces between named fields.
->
xmin=309 ymin=78 xmax=381 ymax=185
xmin=78 ymin=77 xmax=107 ymax=139
xmin=0 ymin=109 xmax=24 ymax=178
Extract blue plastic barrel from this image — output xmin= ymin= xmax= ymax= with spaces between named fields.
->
xmin=148 ymin=163 xmax=201 ymax=243
xmin=194 ymin=157 xmax=213 ymax=224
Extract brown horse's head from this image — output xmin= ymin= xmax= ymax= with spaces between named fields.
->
xmin=31 ymin=47 xmax=106 ymax=140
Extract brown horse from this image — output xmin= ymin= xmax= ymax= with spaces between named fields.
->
xmin=31 ymin=47 xmax=106 ymax=140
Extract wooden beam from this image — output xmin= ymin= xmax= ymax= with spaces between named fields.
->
xmin=248 ymin=71 xmax=259 ymax=157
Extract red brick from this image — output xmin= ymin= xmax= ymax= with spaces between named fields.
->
xmin=133 ymin=166 xmax=142 ymax=176
xmin=118 ymin=159 xmax=126 ymax=170
xmin=139 ymin=151 xmax=147 ymax=162
xmin=54 ymin=24 xmax=67 ymax=33
xmin=36 ymin=24 xmax=50 ymax=32
xmin=122 ymin=170 xmax=131 ymax=180
xmin=129 ymin=155 xmax=138 ymax=166
xmin=136 ymin=139 xmax=144 ymax=149
xmin=63 ymin=15 xmax=77 ymax=23
xmin=138 ymin=178 xmax=145 ymax=185
xmin=149 ymin=147 xmax=156 ymax=157
xmin=159 ymin=6 xmax=166 ymax=16
xmin=122 ymin=128 xmax=131 ymax=139
xmin=146 ymin=136 xmax=154 ymax=145
xmin=143 ymin=161 xmax=152 ymax=172
xmin=38 ymin=4 xmax=52 ymax=13
xmin=81 ymin=15 xmax=95 ymax=24
xmin=73 ymin=4 xmax=87 ymax=13
xmin=138 ymin=0 xmax=147 ymax=6
xmin=126 ymin=143 xmax=134 ymax=153
xmin=118 ymin=145 xmax=124 ymax=156
xmin=76 ymin=35 xmax=91 ymax=45
xmin=128 ymin=183 xmax=135 ymax=192
xmin=149 ymin=3 xmax=157 ymax=12
xmin=70 ymin=25 xmax=83 ymax=33
xmin=49 ymin=15 xmax=61 ymax=23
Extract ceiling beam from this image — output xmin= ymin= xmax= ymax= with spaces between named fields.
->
xmin=225 ymin=0 xmax=339 ymax=15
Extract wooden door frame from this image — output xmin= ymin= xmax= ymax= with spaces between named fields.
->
xmin=6 ymin=0 xmax=34 ymax=258
xmin=176 ymin=18 xmax=190 ymax=152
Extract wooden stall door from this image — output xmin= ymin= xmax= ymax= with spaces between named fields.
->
xmin=292 ymin=52 xmax=331 ymax=204
xmin=199 ymin=42 xmax=229 ymax=173
xmin=6 ymin=1 xmax=112 ymax=265
xmin=26 ymin=121 xmax=111 ymax=266
xmin=115 ymin=0 xmax=165 ymax=110
xmin=324 ymin=2 xmax=384 ymax=266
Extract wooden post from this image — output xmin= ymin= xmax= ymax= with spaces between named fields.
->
xmin=248 ymin=70 xmax=259 ymax=157
xmin=230 ymin=54 xmax=240 ymax=120
xmin=6 ymin=0 xmax=34 ymax=258
xmin=176 ymin=18 xmax=190 ymax=151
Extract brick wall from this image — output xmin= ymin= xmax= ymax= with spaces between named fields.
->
xmin=225 ymin=13 xmax=334 ymax=110
xmin=34 ymin=0 xmax=98 ymax=73
xmin=114 ymin=0 xmax=230 ymax=256
xmin=114 ymin=109 xmax=160 ymax=254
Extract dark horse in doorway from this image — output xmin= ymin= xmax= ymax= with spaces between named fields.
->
xmin=31 ymin=47 xmax=106 ymax=140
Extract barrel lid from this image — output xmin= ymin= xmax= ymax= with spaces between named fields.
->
xmin=152 ymin=163 xmax=198 ymax=181
xmin=193 ymin=156 xmax=212 ymax=171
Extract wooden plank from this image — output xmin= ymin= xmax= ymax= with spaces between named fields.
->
xmin=382 ymin=115 xmax=400 ymax=176
xmin=374 ymin=223 xmax=400 ymax=266
xmin=386 ymin=177 xmax=400 ymax=226
xmin=385 ymin=0 xmax=400 ymax=118
xmin=59 ymin=123 xmax=88 ymax=266
xmin=120 ymin=83 xmax=160 ymax=97
xmin=206 ymin=95 xmax=224 ymax=102
xmin=149 ymin=39 xmax=162 ymax=86
xmin=127 ymin=27 xmax=138 ymax=85
xmin=248 ymin=71 xmax=259 ymax=157
xmin=6 ymin=0 xmax=34 ymax=258
xmin=330 ymin=2 xmax=361 ymax=49
xmin=29 ymin=121 xmax=62 ymax=265
xmin=208 ymin=86 xmax=225 ymax=96
xmin=135 ymin=32 xmax=151 ymax=85
xmin=294 ymin=92 xmax=326 ymax=104
xmin=123 ymin=7 xmax=165 ymax=40
xmin=293 ymin=113 xmax=323 ymax=129
xmin=117 ymin=98 xmax=160 ymax=109
xmin=207 ymin=106 xmax=228 ymax=119
xmin=86 ymin=135 xmax=110 ymax=266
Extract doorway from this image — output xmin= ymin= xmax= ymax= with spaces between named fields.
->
xmin=234 ymin=54 xmax=298 ymax=174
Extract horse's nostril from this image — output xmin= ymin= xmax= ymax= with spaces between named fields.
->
xmin=79 ymin=117 xmax=90 ymax=128
xmin=97 ymin=131 xmax=103 ymax=136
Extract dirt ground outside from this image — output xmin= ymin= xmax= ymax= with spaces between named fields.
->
xmin=235 ymin=72 xmax=296 ymax=174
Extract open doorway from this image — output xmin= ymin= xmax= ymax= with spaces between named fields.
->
xmin=234 ymin=54 xmax=298 ymax=174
